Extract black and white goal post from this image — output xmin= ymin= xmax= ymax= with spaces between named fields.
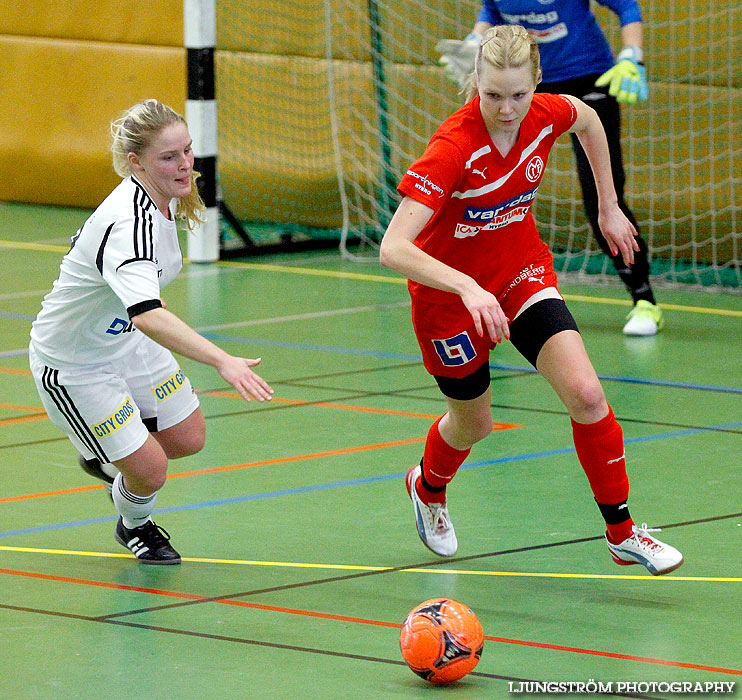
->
xmin=184 ymin=0 xmax=219 ymax=262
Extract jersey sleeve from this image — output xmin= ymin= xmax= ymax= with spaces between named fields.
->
xmin=397 ymin=136 xmax=466 ymax=213
xmin=97 ymin=215 xmax=162 ymax=315
xmin=477 ymin=0 xmax=503 ymax=25
xmin=595 ymin=0 xmax=642 ymax=27
xmin=541 ymin=93 xmax=578 ymax=138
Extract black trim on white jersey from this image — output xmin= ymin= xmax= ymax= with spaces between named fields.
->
xmin=132 ymin=184 xmax=155 ymax=262
xmin=40 ymin=366 xmax=109 ymax=463
xmin=96 ymin=223 xmax=116 ymax=275
xmin=93 ymin=177 xmax=158 ymax=275
xmin=134 ymin=187 xmax=155 ymax=260
xmin=127 ymin=299 xmax=162 ymax=319
xmin=96 ymin=178 xmax=159 ymax=276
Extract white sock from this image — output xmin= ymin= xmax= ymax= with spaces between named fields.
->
xmin=112 ymin=472 xmax=158 ymax=529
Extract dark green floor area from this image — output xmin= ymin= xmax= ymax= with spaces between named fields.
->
xmin=1 ymin=202 xmax=740 ymax=699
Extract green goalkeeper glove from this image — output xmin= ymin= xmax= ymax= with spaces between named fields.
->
xmin=435 ymin=33 xmax=483 ymax=90
xmin=595 ymin=46 xmax=648 ymax=105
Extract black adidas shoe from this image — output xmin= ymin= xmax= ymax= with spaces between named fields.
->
xmin=78 ymin=455 xmax=115 ymax=485
xmin=114 ymin=517 xmax=182 ymax=565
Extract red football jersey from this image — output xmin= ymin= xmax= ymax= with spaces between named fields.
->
xmin=397 ymin=92 xmax=577 ymax=305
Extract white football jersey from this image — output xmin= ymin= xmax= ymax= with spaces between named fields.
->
xmin=31 ymin=176 xmax=183 ymax=367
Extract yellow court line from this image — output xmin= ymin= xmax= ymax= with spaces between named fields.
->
xmin=216 ymin=260 xmax=742 ymax=317
xmin=1 ymin=239 xmax=739 ymax=318
xmin=0 ymin=545 xmax=738 ymax=582
xmin=563 ymin=293 xmax=742 ymax=317
xmin=0 ymin=240 xmax=68 ymax=253
xmin=216 ymin=259 xmax=406 ymax=285
xmin=0 ymin=545 xmax=131 ymax=560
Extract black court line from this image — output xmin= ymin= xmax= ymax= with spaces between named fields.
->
xmin=270 ymin=360 xmax=423 ymax=384
xmin=0 ymin=380 xmax=412 ymax=451
xmin=93 ymin=512 xmax=741 ymax=623
xmin=202 ymin=388 xmax=423 ymax=421
xmin=4 ymin=382 xmax=740 ymax=446
xmin=203 ymin=382 xmax=742 ymax=437
xmin=9 ymin=379 xmax=737 ymax=452
xmin=3 ymin=356 xmax=738 ymax=451
xmin=0 ymin=435 xmax=68 ymax=451
xmin=278 ymin=371 xmax=531 ymax=394
xmin=390 ymin=393 xmax=742 ymax=436
xmin=0 ymin=603 xmax=656 ymax=698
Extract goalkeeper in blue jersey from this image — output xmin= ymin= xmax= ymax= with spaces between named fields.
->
xmin=437 ymin=0 xmax=662 ymax=336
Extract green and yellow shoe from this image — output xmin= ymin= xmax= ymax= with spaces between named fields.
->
xmin=623 ymin=300 xmax=664 ymax=336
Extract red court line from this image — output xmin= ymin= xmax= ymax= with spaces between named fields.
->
xmin=0 ymin=438 xmax=427 ymax=503
xmin=0 ymin=567 xmax=204 ymax=600
xmin=217 ymin=599 xmax=400 ymax=628
xmin=207 ymin=390 xmax=444 ymax=419
xmin=0 ymin=367 xmax=32 ymax=376
xmin=485 ymin=636 xmax=741 ymax=676
xmin=0 ymin=484 xmax=106 ymax=504
xmin=205 ymin=390 xmax=520 ymax=430
xmin=0 ymin=402 xmax=43 ymax=412
xmin=168 ymin=422 xmax=516 ymax=479
xmin=167 ymin=438 xmax=429 ymax=479
xmin=0 ymin=413 xmax=48 ymax=427
xmin=1 ymin=567 xmax=738 ymax=675
xmin=2 ymin=421 xmax=519 ymax=503
xmin=0 ymin=402 xmax=48 ymax=427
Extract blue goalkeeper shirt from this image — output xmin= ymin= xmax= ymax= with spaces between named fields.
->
xmin=477 ymin=0 xmax=642 ymax=83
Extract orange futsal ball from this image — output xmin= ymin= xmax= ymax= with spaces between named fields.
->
xmin=399 ymin=598 xmax=484 ymax=684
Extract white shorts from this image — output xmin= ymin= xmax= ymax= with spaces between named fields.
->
xmin=29 ymin=336 xmax=200 ymax=463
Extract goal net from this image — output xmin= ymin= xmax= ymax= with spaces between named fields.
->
xmin=216 ymin=0 xmax=741 ymax=289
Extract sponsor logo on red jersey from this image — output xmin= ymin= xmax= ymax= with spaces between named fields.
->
xmin=504 ymin=264 xmax=547 ymax=295
xmin=454 ymin=187 xmax=538 ymax=238
xmin=406 ymin=170 xmax=445 ymax=197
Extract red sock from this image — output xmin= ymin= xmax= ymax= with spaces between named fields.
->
xmin=605 ymin=520 xmax=635 ymax=544
xmin=416 ymin=416 xmax=470 ymax=505
xmin=571 ymin=406 xmax=634 ymax=541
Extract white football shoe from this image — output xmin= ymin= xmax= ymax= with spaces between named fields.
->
xmin=606 ymin=523 xmax=684 ymax=575
xmin=405 ymin=465 xmax=458 ymax=557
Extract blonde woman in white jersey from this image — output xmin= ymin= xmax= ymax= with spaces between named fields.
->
xmin=29 ymin=99 xmax=273 ymax=564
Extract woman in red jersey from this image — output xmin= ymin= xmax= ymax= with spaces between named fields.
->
xmin=379 ymin=25 xmax=682 ymax=575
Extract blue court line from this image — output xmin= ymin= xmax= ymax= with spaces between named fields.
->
xmin=1 ymin=421 xmax=739 ymax=540
xmin=202 ymin=333 xmax=742 ymax=395
xmin=0 ymin=335 xmax=738 ymax=394
xmin=0 ymin=311 xmax=35 ymax=321
xmin=0 ymin=349 xmax=29 ymax=359
xmin=202 ymin=333 xmax=422 ymax=362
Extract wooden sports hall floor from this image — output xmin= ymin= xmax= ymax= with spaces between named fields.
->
xmin=0 ymin=202 xmax=740 ymax=699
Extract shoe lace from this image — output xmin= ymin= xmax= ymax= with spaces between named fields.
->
xmin=429 ymin=503 xmax=452 ymax=533
xmin=139 ymin=521 xmax=172 ymax=548
xmin=631 ymin=523 xmax=663 ymax=552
